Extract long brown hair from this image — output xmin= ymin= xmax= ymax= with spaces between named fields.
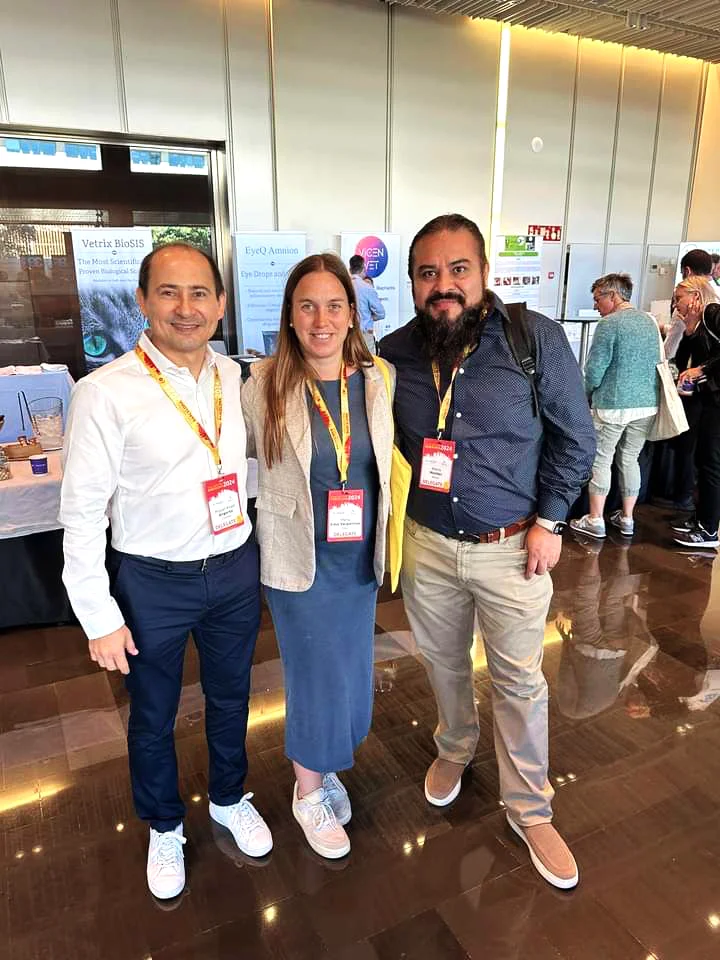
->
xmin=262 ymin=253 xmax=374 ymax=467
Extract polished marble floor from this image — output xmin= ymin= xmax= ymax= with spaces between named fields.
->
xmin=3 ymin=506 xmax=720 ymax=959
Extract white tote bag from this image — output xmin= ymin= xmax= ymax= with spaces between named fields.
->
xmin=649 ymin=325 xmax=689 ymax=442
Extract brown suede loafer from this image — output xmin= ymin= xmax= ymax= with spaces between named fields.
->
xmin=506 ymin=814 xmax=579 ymax=890
xmin=424 ymin=758 xmax=466 ymax=807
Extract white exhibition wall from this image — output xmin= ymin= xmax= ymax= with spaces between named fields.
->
xmin=0 ymin=0 xmax=716 ymax=320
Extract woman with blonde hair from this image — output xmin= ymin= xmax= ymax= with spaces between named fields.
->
xmin=670 ymin=276 xmax=720 ymax=548
xmin=241 ymin=253 xmax=395 ymax=858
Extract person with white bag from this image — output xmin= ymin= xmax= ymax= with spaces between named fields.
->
xmin=571 ymin=272 xmax=661 ymax=540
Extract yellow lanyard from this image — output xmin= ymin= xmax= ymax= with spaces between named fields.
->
xmin=431 ymin=346 xmax=474 ymax=437
xmin=307 ymin=367 xmax=351 ymax=486
xmin=135 ymin=345 xmax=223 ymax=473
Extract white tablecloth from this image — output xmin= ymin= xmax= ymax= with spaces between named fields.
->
xmin=0 ymin=451 xmax=63 ymax=539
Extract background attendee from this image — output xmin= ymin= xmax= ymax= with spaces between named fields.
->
xmin=349 ymin=254 xmax=386 ymax=354
xmin=671 ymin=276 xmax=720 ymax=548
xmin=60 ymin=244 xmax=272 ymax=901
xmin=242 ymin=253 xmax=394 ymax=859
xmin=712 ymin=253 xmax=720 ymax=287
xmin=664 ymin=252 xmax=718 ymax=512
xmin=571 ymin=273 xmax=660 ymax=540
xmin=665 ymin=248 xmax=714 ymax=360
xmin=380 ymin=213 xmax=595 ymax=890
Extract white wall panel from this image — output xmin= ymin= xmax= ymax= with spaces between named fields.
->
xmin=0 ymin=0 xmax=120 ymax=130
xmin=565 ymin=40 xmax=622 ymax=245
xmin=687 ymin=64 xmax=720 ymax=241
xmin=607 ymin=47 xmax=663 ymax=244
xmin=647 ymin=57 xmax=703 ymax=244
xmin=118 ymin=0 xmax=226 ymax=140
xmin=501 ymin=27 xmax=577 ymax=235
xmin=391 ymin=9 xmax=500 ymax=323
xmin=226 ymin=0 xmax=275 ymax=230
xmin=272 ymin=0 xmax=388 ymax=252
xmin=390 ymin=10 xmax=500 ymax=241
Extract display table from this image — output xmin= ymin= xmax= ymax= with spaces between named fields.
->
xmin=0 ymin=368 xmax=74 ymax=444
xmin=0 ymin=451 xmax=73 ymax=629
xmin=0 ymin=451 xmax=63 ymax=538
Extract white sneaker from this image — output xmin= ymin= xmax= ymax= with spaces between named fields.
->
xmin=570 ymin=515 xmax=606 ymax=539
xmin=292 ymin=783 xmax=350 ymax=859
xmin=609 ymin=510 xmax=634 ymax=536
xmin=147 ymin=824 xmax=186 ymax=899
xmin=209 ymin=792 xmax=273 ymax=858
xmin=323 ymin=773 xmax=352 ymax=826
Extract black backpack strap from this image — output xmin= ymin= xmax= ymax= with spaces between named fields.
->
xmin=503 ymin=301 xmax=539 ymax=417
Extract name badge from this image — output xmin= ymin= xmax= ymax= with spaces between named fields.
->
xmin=418 ymin=438 xmax=456 ymax=493
xmin=327 ymin=489 xmax=364 ymax=542
xmin=203 ymin=473 xmax=245 ymax=535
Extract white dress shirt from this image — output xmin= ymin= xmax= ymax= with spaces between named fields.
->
xmin=60 ymin=333 xmax=251 ymax=640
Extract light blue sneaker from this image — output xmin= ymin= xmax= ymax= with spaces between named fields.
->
xmin=323 ymin=773 xmax=352 ymax=826
xmin=569 ymin=515 xmax=606 ymax=539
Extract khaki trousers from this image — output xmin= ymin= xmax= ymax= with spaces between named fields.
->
xmin=401 ymin=518 xmax=554 ymax=825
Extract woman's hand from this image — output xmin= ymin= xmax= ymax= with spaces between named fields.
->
xmin=678 ymin=366 xmax=704 ymax=386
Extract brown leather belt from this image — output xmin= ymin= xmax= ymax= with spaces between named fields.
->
xmin=453 ymin=514 xmax=536 ymax=544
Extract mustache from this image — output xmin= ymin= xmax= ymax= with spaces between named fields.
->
xmin=425 ymin=291 xmax=466 ymax=307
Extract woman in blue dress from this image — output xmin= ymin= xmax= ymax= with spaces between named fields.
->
xmin=242 ymin=254 xmax=394 ymax=858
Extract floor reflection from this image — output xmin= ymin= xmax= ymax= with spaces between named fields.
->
xmin=2 ymin=505 xmax=720 ymax=958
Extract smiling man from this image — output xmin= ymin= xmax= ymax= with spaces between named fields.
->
xmin=379 ymin=215 xmax=595 ymax=890
xmin=60 ymin=244 xmax=272 ymax=901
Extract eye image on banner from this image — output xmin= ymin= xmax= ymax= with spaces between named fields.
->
xmin=233 ymin=232 xmax=307 ymax=354
xmin=70 ymin=227 xmax=153 ymax=371
xmin=491 ymin=235 xmax=543 ymax=310
xmin=340 ymin=233 xmax=401 ymax=339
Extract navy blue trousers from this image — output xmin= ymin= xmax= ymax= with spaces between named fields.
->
xmin=109 ymin=539 xmax=260 ymax=832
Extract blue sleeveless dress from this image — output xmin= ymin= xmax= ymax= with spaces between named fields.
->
xmin=265 ymin=371 xmax=380 ymax=772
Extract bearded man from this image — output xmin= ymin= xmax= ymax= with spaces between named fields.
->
xmin=379 ymin=214 xmax=595 ymax=890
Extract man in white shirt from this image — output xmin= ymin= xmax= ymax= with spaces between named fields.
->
xmin=60 ymin=244 xmax=272 ymax=901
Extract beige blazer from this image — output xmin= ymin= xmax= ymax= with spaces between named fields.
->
xmin=241 ymin=359 xmax=396 ymax=591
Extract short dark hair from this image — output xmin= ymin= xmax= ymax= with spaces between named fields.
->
xmin=138 ymin=243 xmax=225 ymax=297
xmin=680 ymin=248 xmax=712 ymax=277
xmin=712 ymin=253 xmax=720 ymax=265
xmin=348 ymin=254 xmax=365 ymax=275
xmin=408 ymin=214 xmax=487 ymax=279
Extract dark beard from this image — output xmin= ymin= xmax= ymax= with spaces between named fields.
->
xmin=415 ymin=298 xmax=488 ymax=366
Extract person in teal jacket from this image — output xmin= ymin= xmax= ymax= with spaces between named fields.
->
xmin=571 ymin=273 xmax=661 ymax=540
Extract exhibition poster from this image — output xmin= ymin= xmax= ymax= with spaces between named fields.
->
xmin=491 ymin=235 xmax=543 ymax=310
xmin=340 ymin=233 xmax=401 ymax=339
xmin=233 ymin=232 xmax=307 ymax=354
xmin=70 ymin=227 xmax=153 ymax=371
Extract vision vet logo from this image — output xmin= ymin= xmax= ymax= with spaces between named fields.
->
xmin=355 ymin=236 xmax=388 ymax=279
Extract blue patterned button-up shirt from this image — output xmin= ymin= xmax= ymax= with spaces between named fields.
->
xmin=379 ymin=295 xmax=596 ymax=534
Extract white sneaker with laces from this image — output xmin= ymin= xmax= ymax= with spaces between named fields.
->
xmin=292 ymin=783 xmax=350 ymax=859
xmin=570 ymin=515 xmax=606 ymax=539
xmin=147 ymin=824 xmax=186 ymax=899
xmin=209 ymin=792 xmax=273 ymax=857
xmin=323 ymin=773 xmax=352 ymax=826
